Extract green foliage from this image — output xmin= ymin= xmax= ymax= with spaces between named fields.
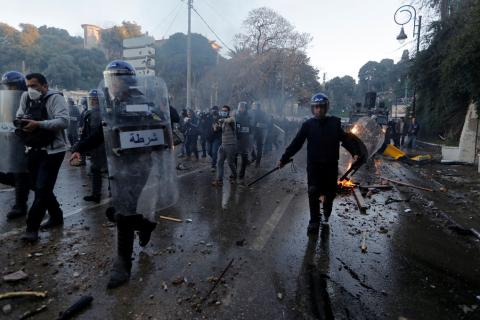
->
xmin=100 ymin=21 xmax=142 ymax=60
xmin=155 ymin=32 xmax=218 ymax=108
xmin=324 ymin=76 xmax=356 ymax=116
xmin=412 ymin=0 xmax=480 ymax=139
xmin=0 ymin=22 xmax=106 ymax=90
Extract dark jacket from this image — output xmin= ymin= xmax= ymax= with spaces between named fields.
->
xmin=235 ymin=111 xmax=252 ymax=153
xmin=72 ymin=109 xmax=104 ymax=154
xmin=169 ymin=106 xmax=180 ymax=128
xmin=280 ymin=116 xmax=360 ymax=164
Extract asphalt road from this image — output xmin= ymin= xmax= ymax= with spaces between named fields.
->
xmin=0 ymin=149 xmax=479 ymax=320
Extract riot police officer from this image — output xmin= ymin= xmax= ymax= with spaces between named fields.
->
xmin=251 ymin=102 xmax=268 ymax=167
xmin=278 ymin=93 xmax=364 ymax=235
xmin=67 ymin=97 xmax=80 ymax=147
xmin=100 ymin=60 xmax=178 ymax=288
xmin=70 ymin=89 xmax=107 ymax=203
xmin=0 ymin=71 xmax=30 ymax=219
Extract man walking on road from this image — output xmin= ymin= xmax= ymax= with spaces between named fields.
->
xmin=277 ymin=93 xmax=364 ymax=235
xmin=16 ymin=73 xmax=69 ymax=242
xmin=212 ymin=105 xmax=237 ymax=186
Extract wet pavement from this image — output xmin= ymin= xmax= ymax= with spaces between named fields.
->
xmin=0 ymin=148 xmax=479 ymax=320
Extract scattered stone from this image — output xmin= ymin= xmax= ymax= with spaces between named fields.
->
xmin=162 ymin=281 xmax=168 ymax=291
xmin=236 ymin=239 xmax=246 ymax=247
xmin=2 ymin=304 xmax=12 ymax=315
xmin=459 ymin=304 xmax=478 ymax=314
xmin=277 ymin=293 xmax=283 ymax=300
xmin=172 ymin=277 xmax=186 ymax=286
xmin=185 ymin=219 xmax=193 ymax=223
xmin=3 ymin=270 xmax=28 ymax=282
xmin=404 ymin=209 xmax=412 ymax=213
xmin=73 ymin=272 xmax=80 ymax=278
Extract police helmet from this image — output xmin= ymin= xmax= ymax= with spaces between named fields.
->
xmin=1 ymin=71 xmax=27 ymax=91
xmin=103 ymin=60 xmax=137 ymax=99
xmin=310 ymin=92 xmax=329 ymax=107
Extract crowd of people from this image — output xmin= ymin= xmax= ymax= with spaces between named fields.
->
xmin=384 ymin=116 xmax=420 ymax=149
xmin=174 ymin=102 xmax=302 ymax=185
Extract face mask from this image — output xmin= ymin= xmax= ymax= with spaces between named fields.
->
xmin=219 ymin=111 xmax=228 ymax=118
xmin=28 ymin=88 xmax=42 ymax=100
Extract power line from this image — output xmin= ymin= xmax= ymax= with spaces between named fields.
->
xmin=161 ymin=2 xmax=184 ymax=39
xmin=191 ymin=6 xmax=234 ymax=52
xmin=201 ymin=0 xmax=238 ymax=31
xmin=152 ymin=1 xmax=183 ymax=34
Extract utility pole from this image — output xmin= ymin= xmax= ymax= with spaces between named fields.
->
xmin=186 ymin=0 xmax=193 ymax=109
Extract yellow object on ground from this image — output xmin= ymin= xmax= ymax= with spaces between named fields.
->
xmin=383 ymin=144 xmax=406 ymax=160
xmin=410 ymin=154 xmax=433 ymax=161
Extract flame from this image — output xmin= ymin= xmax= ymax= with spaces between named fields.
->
xmin=337 ymin=179 xmax=356 ymax=188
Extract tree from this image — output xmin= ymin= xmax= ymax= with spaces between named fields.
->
xmin=154 ymin=32 xmax=218 ymax=108
xmin=233 ymin=7 xmax=311 ymax=55
xmin=411 ymin=0 xmax=480 ymax=139
xmin=100 ymin=21 xmax=142 ymax=60
xmin=19 ymin=23 xmax=39 ymax=47
xmin=0 ymin=22 xmax=107 ymax=90
xmin=325 ymin=76 xmax=356 ymax=116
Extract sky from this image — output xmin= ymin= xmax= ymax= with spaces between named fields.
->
xmin=0 ymin=0 xmax=420 ymax=82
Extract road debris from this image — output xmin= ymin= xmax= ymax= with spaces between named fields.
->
xmin=197 ymin=258 xmax=234 ymax=311
xmin=380 ymin=176 xmax=434 ymax=192
xmin=2 ymin=304 xmax=12 ymax=315
xmin=353 ymin=187 xmax=369 ymax=211
xmin=159 ymin=216 xmax=183 ymax=223
xmin=361 ymin=231 xmax=367 ymax=253
xmin=359 ymin=185 xmax=393 ymax=190
xmin=236 ymin=239 xmax=246 ymax=247
xmin=172 ymin=277 xmax=186 ymax=286
xmin=57 ymin=295 xmax=93 ymax=320
xmin=2 ymin=270 xmax=28 ymax=282
xmin=0 ymin=291 xmax=48 ymax=300
xmin=19 ymin=304 xmax=48 ymax=320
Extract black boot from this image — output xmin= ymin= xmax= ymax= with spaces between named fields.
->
xmin=41 ymin=201 xmax=64 ymax=230
xmin=128 ymin=214 xmax=157 ymax=247
xmin=107 ymin=215 xmax=134 ymax=289
xmin=7 ymin=204 xmax=28 ymax=220
xmin=138 ymin=218 xmax=156 ymax=247
xmin=106 ymin=207 xmax=116 ymax=223
xmin=85 ymin=168 xmax=102 ymax=203
xmin=21 ymin=230 xmax=39 ymax=243
xmin=83 ymin=195 xmax=101 ymax=203
xmin=307 ymin=186 xmax=321 ymax=235
xmin=322 ymin=197 xmax=334 ymax=225
xmin=7 ymin=173 xmax=30 ymax=220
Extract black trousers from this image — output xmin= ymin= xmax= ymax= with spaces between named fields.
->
xmin=26 ymin=150 xmax=65 ymax=231
xmin=307 ymin=162 xmax=338 ymax=222
xmin=236 ymin=153 xmax=249 ymax=179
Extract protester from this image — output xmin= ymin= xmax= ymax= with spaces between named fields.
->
xmin=212 ymin=105 xmax=237 ymax=186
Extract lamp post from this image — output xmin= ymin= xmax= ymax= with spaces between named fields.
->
xmin=394 ymin=5 xmax=422 ymax=116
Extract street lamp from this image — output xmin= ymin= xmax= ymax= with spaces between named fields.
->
xmin=394 ymin=4 xmax=422 ymax=116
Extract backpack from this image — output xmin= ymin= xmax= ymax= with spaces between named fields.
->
xmin=15 ymin=93 xmax=60 ymax=148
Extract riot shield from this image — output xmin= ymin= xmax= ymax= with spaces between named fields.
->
xmin=99 ymin=75 xmax=178 ymax=220
xmin=0 ymin=89 xmax=27 ymax=173
xmin=339 ymin=116 xmax=385 ymax=175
